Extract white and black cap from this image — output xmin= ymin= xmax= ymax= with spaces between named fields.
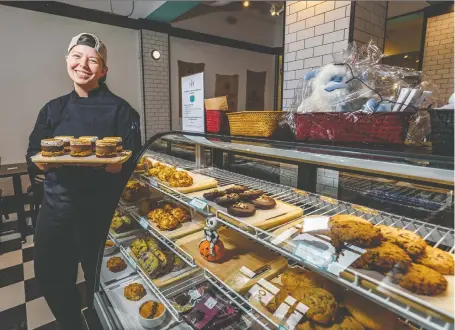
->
xmin=67 ymin=33 xmax=107 ymax=65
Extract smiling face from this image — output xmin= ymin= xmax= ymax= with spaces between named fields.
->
xmin=66 ymin=45 xmax=107 ymax=89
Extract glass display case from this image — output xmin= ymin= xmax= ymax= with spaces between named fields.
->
xmin=95 ymin=132 xmax=454 ymax=330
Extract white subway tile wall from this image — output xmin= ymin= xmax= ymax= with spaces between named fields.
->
xmin=352 ymin=1 xmax=386 ymax=50
xmin=141 ymin=30 xmax=171 ymax=138
xmin=422 ymin=12 xmax=454 ymax=104
xmin=283 ymin=1 xmax=351 ymax=110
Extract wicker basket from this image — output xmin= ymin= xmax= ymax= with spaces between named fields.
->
xmin=429 ymin=109 xmax=454 ymax=155
xmin=227 ymin=111 xmax=283 ymax=137
xmin=295 ymin=112 xmax=412 ymax=145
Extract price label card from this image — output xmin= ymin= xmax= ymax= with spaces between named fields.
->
xmin=285 ymin=310 xmax=304 ymax=330
xmin=279 ymin=326 xmax=288 ymax=330
xmin=302 ymin=216 xmax=330 ymax=233
xmin=190 ymin=198 xmax=208 ymax=211
xmin=204 ymin=297 xmax=218 ymax=310
xmin=189 ymin=289 xmax=202 ymax=300
xmin=239 ymin=266 xmax=256 ymax=279
xmin=248 ymin=284 xmax=275 ymax=306
xmin=139 ymin=218 xmax=149 ymax=229
xmin=150 ymin=179 xmax=158 ymax=188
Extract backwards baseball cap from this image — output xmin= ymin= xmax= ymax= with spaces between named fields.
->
xmin=68 ymin=33 xmax=107 ymax=65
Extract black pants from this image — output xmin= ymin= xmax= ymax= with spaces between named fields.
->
xmin=34 ymin=187 xmax=118 ymax=330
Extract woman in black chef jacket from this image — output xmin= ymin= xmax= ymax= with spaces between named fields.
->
xmin=27 ymin=33 xmax=141 ymax=330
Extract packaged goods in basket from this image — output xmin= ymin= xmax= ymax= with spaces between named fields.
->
xmin=281 ymin=40 xmax=440 ymax=145
xmin=205 ymin=96 xmax=230 ymax=134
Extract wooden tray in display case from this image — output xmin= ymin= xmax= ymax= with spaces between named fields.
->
xmin=176 ymin=228 xmax=288 ymax=295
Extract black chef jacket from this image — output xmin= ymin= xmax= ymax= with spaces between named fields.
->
xmin=26 ymin=83 xmax=142 ymax=210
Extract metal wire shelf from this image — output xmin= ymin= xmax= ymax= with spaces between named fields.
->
xmin=339 ymin=175 xmax=453 ymax=212
xmin=143 ymin=151 xmax=196 ymax=170
xmin=133 ymin=164 xmax=454 ymax=330
xmin=190 ymin=167 xmax=455 ymax=330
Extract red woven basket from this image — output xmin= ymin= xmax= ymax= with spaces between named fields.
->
xmin=295 ymin=112 xmax=412 ymax=145
xmin=206 ymin=110 xmax=229 ymax=134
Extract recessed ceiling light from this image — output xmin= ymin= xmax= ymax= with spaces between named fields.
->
xmin=243 ymin=0 xmax=249 ymax=7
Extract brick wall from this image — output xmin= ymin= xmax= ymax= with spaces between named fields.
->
xmin=352 ymin=1 xmax=387 ymax=50
xmin=141 ymin=30 xmax=171 ymax=139
xmin=422 ymin=12 xmax=454 ymax=104
xmin=283 ymin=1 xmax=351 ymax=110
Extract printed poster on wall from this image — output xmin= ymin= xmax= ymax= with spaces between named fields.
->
xmin=182 ymin=72 xmax=205 ymax=133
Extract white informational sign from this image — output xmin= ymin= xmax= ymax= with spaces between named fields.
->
xmin=182 ymin=72 xmax=205 ymax=133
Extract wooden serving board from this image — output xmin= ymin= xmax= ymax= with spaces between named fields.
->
xmin=145 ymin=212 xmax=206 ymax=240
xmin=176 ymin=228 xmax=288 ymax=294
xmin=127 ymin=248 xmax=200 ymax=288
xmin=142 ymin=165 xmax=218 ymax=194
xmin=31 ymin=151 xmax=132 ymax=165
xmin=188 ymin=185 xmax=303 ymax=230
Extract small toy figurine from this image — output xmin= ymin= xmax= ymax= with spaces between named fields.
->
xmin=199 ymin=217 xmax=225 ymax=262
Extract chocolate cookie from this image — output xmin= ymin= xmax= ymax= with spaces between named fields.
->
xmin=239 ymin=190 xmax=264 ymax=201
xmin=415 ymin=246 xmax=454 ymax=275
xmin=225 ymin=185 xmax=249 ymax=194
xmin=203 ymin=189 xmax=225 ymax=201
xmin=227 ymin=202 xmax=256 ymax=217
xmin=352 ymin=242 xmax=411 ymax=272
xmin=251 ymin=195 xmax=276 ymax=210
xmin=376 ymin=225 xmax=426 ymax=258
xmin=328 ymin=215 xmax=382 ymax=250
xmin=398 ymin=263 xmax=448 ymax=296
xmin=215 ymin=193 xmax=240 ymax=206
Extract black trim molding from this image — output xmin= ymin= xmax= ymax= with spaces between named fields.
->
xmin=0 ymin=1 xmax=283 ymax=55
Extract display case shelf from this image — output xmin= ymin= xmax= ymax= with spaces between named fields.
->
xmin=135 ymin=162 xmax=454 ymax=330
xmin=127 ymin=208 xmax=197 ymax=268
xmin=143 ymin=151 xmax=196 ymax=170
xmin=117 ymin=244 xmax=184 ymax=323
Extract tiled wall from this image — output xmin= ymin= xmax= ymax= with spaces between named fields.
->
xmin=316 ymin=168 xmax=339 ymax=197
xmin=141 ymin=30 xmax=171 ymax=139
xmin=422 ymin=12 xmax=454 ymax=104
xmin=352 ymin=1 xmax=387 ymax=50
xmin=283 ymin=1 xmax=351 ymax=110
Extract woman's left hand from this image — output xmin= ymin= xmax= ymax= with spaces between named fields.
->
xmin=105 ymin=163 xmax=122 ymax=173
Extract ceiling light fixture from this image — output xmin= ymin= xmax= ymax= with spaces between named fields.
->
xmin=270 ymin=4 xmax=276 ymax=16
xmin=416 ymin=59 xmax=420 ymax=63
xmin=404 ymin=55 xmax=408 ymax=59
xmin=243 ymin=0 xmax=249 ymax=7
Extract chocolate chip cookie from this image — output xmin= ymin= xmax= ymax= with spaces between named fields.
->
xmin=294 ymin=288 xmax=337 ymax=324
xmin=415 ymin=246 xmax=454 ymax=275
xmin=376 ymin=225 xmax=426 ymax=258
xmin=281 ymin=267 xmax=323 ymax=290
xmin=352 ymin=242 xmax=411 ymax=272
xmin=398 ymin=263 xmax=448 ymax=296
xmin=328 ymin=215 xmax=382 ymax=250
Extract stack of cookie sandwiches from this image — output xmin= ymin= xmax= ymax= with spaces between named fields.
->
xmin=40 ymin=136 xmax=123 ymax=158
xmin=202 ymin=185 xmax=277 ymax=217
xmin=325 ymin=214 xmax=453 ymax=296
